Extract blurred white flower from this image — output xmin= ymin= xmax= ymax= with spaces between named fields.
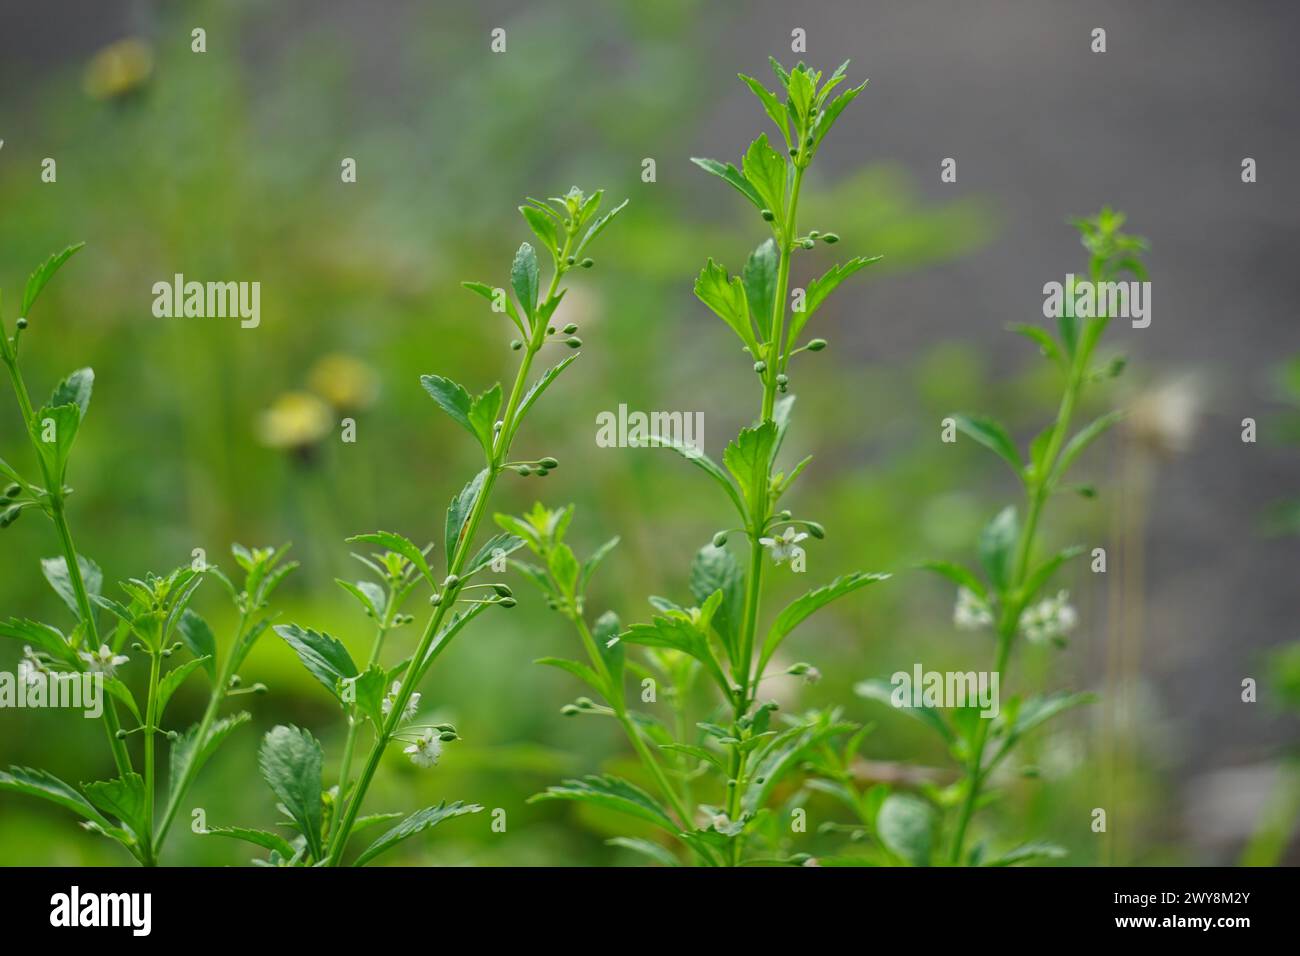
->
xmin=1019 ymin=590 xmax=1078 ymax=645
xmin=382 ymin=681 xmax=421 ymax=721
xmin=1125 ymin=376 xmax=1201 ymax=458
xmin=953 ymin=587 xmax=994 ymax=630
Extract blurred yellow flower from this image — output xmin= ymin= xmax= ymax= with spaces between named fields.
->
xmin=308 ymin=354 xmax=379 ymax=413
xmin=84 ymin=38 xmax=154 ymax=101
xmin=257 ymin=391 xmax=333 ymax=451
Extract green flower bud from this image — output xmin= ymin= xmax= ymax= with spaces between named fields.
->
xmin=575 ymin=697 xmax=595 ymax=709
xmin=443 ymin=574 xmax=459 ymax=589
xmin=753 ymin=360 xmax=767 ymax=373
xmin=788 ymin=147 xmax=798 ymax=157
xmin=761 ymin=209 xmax=775 ymax=222
xmin=515 ymin=464 xmax=533 ymax=476
xmin=535 ymin=468 xmax=549 ymax=477
xmin=776 ymin=374 xmax=789 ymax=386
xmin=800 ymin=238 xmax=815 ymax=249
xmin=580 ymin=258 xmax=594 ymax=269
xmin=16 ymin=317 xmax=28 ymax=330
xmin=564 ymin=337 xmax=583 ymax=349
xmin=806 ymin=338 xmax=827 ymax=351
xmin=510 ymin=339 xmax=522 ymax=350
xmin=430 ymin=592 xmax=443 ymax=606
xmin=547 ymin=326 xmax=555 ymax=335
xmin=439 ymin=731 xmax=458 ymax=742
xmin=821 ymin=232 xmax=839 ymax=244
xmin=566 ymin=256 xmax=576 ymax=266
xmin=809 ymin=230 xmax=820 ymax=239
xmin=0 ymin=505 xmax=20 ymax=528
xmin=498 ymin=596 xmax=517 ymax=608
xmin=805 ymin=521 xmax=826 ymax=539
xmin=539 ymin=457 xmax=559 ymax=469
xmin=712 ymin=531 xmax=728 ymax=547
xmin=492 ymin=583 xmax=513 ymax=598
xmin=562 ymin=323 xmax=578 ymax=334
xmin=561 ymin=704 xmax=580 ymax=717
xmin=3 ymin=484 xmax=19 ymax=498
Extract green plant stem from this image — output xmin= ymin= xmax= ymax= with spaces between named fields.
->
xmin=3 ymin=355 xmax=134 ymax=777
xmin=947 ymin=357 xmax=1087 ymax=865
xmin=141 ymin=647 xmax=162 ymax=866
xmin=570 ymin=612 xmax=692 ymax=828
xmin=762 ymin=165 xmax=806 ymax=422
xmin=326 ymin=243 xmax=575 ymax=866
xmin=154 ymin=609 xmax=250 ymax=847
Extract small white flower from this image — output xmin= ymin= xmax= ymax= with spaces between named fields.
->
xmin=79 ymin=644 xmax=128 ymax=676
xmin=17 ymin=658 xmax=43 ymax=688
xmin=953 ymin=588 xmax=993 ymax=630
xmin=759 ymin=527 xmax=808 ymax=565
xmin=382 ymin=681 xmax=420 ymax=721
xmin=1020 ymin=590 xmax=1078 ymax=645
xmin=404 ymin=729 xmax=442 ymax=769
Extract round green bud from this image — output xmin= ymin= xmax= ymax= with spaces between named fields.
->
xmin=565 ymin=337 xmax=583 ymax=349
xmin=539 ymin=456 xmax=559 ymax=469
xmin=535 ymin=468 xmax=549 ymax=477
xmin=547 ymin=326 xmax=555 ymax=335
xmin=566 ymin=256 xmax=576 ymax=266
xmin=777 ymin=509 xmax=793 ymax=520
xmin=439 ymin=731 xmax=458 ymax=742
xmin=3 ymin=484 xmax=19 ymax=498
xmin=492 ymin=583 xmax=513 ymax=598
xmin=443 ymin=574 xmax=460 ymax=589
xmin=562 ymin=323 xmax=578 ymax=334
xmin=801 ymin=238 xmax=815 ymax=249
xmin=807 ymin=338 xmax=827 ymax=351
xmin=510 ymin=339 xmax=522 ymax=350
xmin=712 ymin=531 xmax=728 ymax=547
xmin=809 ymin=230 xmax=820 ymax=238
xmin=753 ymin=360 xmax=767 ymax=373
xmin=776 ymin=373 xmax=789 ymax=386
xmin=761 ymin=209 xmax=775 ymax=221
xmin=580 ymin=258 xmax=594 ymax=268
xmin=805 ymin=521 xmax=826 ymax=539
xmin=561 ymin=704 xmax=580 ymax=717
xmin=115 ymin=730 xmax=128 ymax=739
xmin=0 ymin=506 xmax=20 ymax=528
xmin=821 ymin=232 xmax=839 ymax=244
xmin=430 ymin=592 xmax=443 ymax=606
xmin=515 ymin=464 xmax=533 ymax=476
xmin=15 ymin=317 xmax=28 ymax=330
xmin=498 ymin=596 xmax=517 ymax=608
xmin=575 ymin=697 xmax=595 ymax=709
xmin=788 ymin=147 xmax=799 ymax=157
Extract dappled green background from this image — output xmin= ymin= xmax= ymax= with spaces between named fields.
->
xmin=1 ymin=0 xmax=1295 ymax=865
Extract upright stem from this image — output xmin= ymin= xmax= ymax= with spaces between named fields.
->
xmin=141 ymin=647 xmax=162 ymax=866
xmin=327 ymin=237 xmax=576 ymax=866
xmin=4 ymin=356 xmax=133 ymax=777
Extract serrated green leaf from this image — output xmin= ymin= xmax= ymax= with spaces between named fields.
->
xmin=691 ymin=157 xmax=763 ymax=211
xmin=176 ymin=609 xmax=216 ymax=680
xmin=344 ymin=530 xmax=436 ymax=587
xmin=39 ymin=554 xmax=101 ymax=624
xmin=519 ymin=205 xmax=559 ymax=256
xmin=953 ymin=414 xmax=1023 ymax=477
xmin=419 ymin=373 xmax=477 ymax=441
xmin=0 ymin=618 xmax=78 ymax=667
xmin=507 ymin=355 xmax=578 ymax=444
xmin=258 ymin=725 xmax=324 ymax=859
xmin=49 ymin=368 xmax=94 ymax=419
xmin=742 ymin=240 xmax=778 ymax=338
xmin=157 ymin=657 xmax=210 ymax=718
xmin=690 ymin=544 xmax=744 ymax=662
xmin=168 ymin=712 xmax=250 ymax=806
xmin=81 ymin=772 xmax=148 ymax=843
xmin=789 ymin=255 xmax=882 ymax=346
xmin=722 ymin=421 xmax=778 ymax=513
xmin=445 ymin=468 xmax=488 ymax=565
xmin=855 ymin=678 xmax=953 ymax=744
xmin=511 ymin=242 xmax=540 ymax=319
xmin=742 ymin=134 xmax=787 ymax=222
xmin=203 ymin=825 xmax=296 ymax=858
xmin=467 ymin=382 xmax=502 ymax=454
xmin=876 ymin=793 xmax=934 ymax=866
xmin=22 ymin=243 xmax=84 ymax=317
xmin=530 ymin=774 xmax=677 ymax=832
xmin=738 ymin=74 xmax=790 ymax=147
xmin=535 ymin=656 xmax=604 ymax=693
xmin=274 ymin=623 xmax=358 ymax=699
xmin=353 ymin=801 xmax=483 ymax=866
xmin=759 ymin=572 xmax=889 ymax=675
xmin=576 ymin=198 xmax=628 ymax=257
xmin=694 ymin=259 xmax=761 ymax=356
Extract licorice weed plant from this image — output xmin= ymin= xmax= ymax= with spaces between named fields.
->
xmin=858 ymin=208 xmax=1149 ymax=865
xmin=0 ymin=245 xmax=295 ymax=865
xmin=511 ymin=60 xmax=889 ymax=866
xmin=213 ymin=188 xmax=628 ymax=866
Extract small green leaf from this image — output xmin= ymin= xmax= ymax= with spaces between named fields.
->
xmin=987 ymin=841 xmax=1068 ymax=866
xmin=695 ymin=259 xmax=760 ymax=356
xmin=547 ymin=543 xmax=580 ymax=599
xmin=978 ymin=506 xmax=1018 ymax=593
xmin=535 ymin=656 xmax=604 ymax=693
xmin=723 ymin=420 xmax=779 ymax=513
xmin=855 ymin=678 xmax=953 ymax=744
xmin=813 ymin=80 xmax=867 ymax=149
xmin=607 ymin=836 xmax=679 ymax=867
xmin=1008 ymin=323 xmax=1064 ymax=368
xmin=49 ymin=368 xmax=94 ymax=419
xmin=529 ymin=774 xmax=677 ymax=832
xmin=40 ymin=554 xmax=101 ymax=624
xmin=690 ymin=544 xmax=744 ymax=662
xmin=258 ymin=725 xmax=324 ymax=859
xmin=81 ymin=772 xmax=148 ymax=843
xmin=511 ymin=242 xmax=540 ymax=319
xmin=690 ymin=157 xmax=763 ymax=211
xmin=916 ymin=561 xmax=986 ymax=599
xmin=0 ymin=618 xmax=78 ymax=667
xmin=876 ymin=793 xmax=934 ymax=866
xmin=1050 ymin=411 xmax=1124 ymax=486
xmin=738 ymin=74 xmax=790 ymax=147
xmin=345 ymin=530 xmax=436 ymax=587
xmin=335 ymin=579 xmax=385 ymax=620
xmin=467 ymin=382 xmax=503 ymax=455
xmin=274 ymin=623 xmax=358 ymax=698
xmin=640 ymin=434 xmax=746 ymax=522
xmin=168 ymin=712 xmax=250 ymax=806
xmin=742 ymin=239 xmax=778 ymax=337
xmin=759 ymin=572 xmax=889 ymax=675
xmin=579 ymin=537 xmax=620 ymax=591
xmin=157 ymin=657 xmax=210 ymax=718
xmin=353 ymin=801 xmax=483 ymax=867
xmin=507 ymin=355 xmax=579 ymax=443
xmin=177 ymin=609 xmax=217 ymax=680
xmin=419 ymin=374 xmax=477 ymax=440
xmin=788 ymin=255 xmax=882 ymax=347
xmin=576 ymin=198 xmax=629 ymax=257
xmin=952 ymin=414 xmax=1023 ymax=477
xmin=22 ymin=243 xmax=85 ymax=317
xmin=203 ymin=825 xmax=296 ymax=858
xmin=0 ymin=766 xmax=115 ymax=832
xmin=1021 ymin=545 xmax=1084 ymax=604
xmin=593 ymin=610 xmax=624 ymax=685
xmin=445 ymin=469 xmax=489 ymax=565
xmin=519 ymin=205 xmax=559 ymax=256
xmin=30 ymin=403 xmax=81 ymax=483
xmin=742 ymin=134 xmax=787 ymax=224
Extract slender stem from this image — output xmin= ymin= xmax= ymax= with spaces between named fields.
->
xmin=154 ymin=609 xmax=250 ymax=847
xmin=141 ymin=647 xmax=162 ymax=866
xmin=4 ymin=356 xmax=134 ymax=777
xmin=948 ymin=353 xmax=1088 ymax=864
xmin=327 ymin=237 xmax=577 ymax=866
